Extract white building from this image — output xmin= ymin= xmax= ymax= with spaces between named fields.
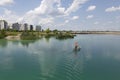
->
xmin=8 ymin=23 xmax=13 ymax=29
xmin=20 ymin=24 xmax=24 ymax=31
xmin=0 ymin=20 xmax=8 ymax=30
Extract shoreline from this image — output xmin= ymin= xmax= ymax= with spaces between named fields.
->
xmin=71 ymin=31 xmax=120 ymax=35
xmin=5 ymin=34 xmax=21 ymax=40
xmin=3 ymin=31 xmax=120 ymax=41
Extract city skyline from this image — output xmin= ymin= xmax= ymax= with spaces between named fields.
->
xmin=0 ymin=20 xmax=41 ymax=31
xmin=0 ymin=0 xmax=120 ymax=31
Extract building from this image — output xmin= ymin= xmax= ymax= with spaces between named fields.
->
xmin=19 ymin=24 xmax=24 ymax=31
xmin=0 ymin=20 xmax=8 ymax=30
xmin=24 ymin=23 xmax=28 ymax=31
xmin=30 ymin=25 xmax=33 ymax=31
xmin=27 ymin=24 xmax=33 ymax=31
xmin=8 ymin=23 xmax=13 ymax=29
xmin=20 ymin=23 xmax=33 ymax=31
xmin=12 ymin=23 xmax=20 ymax=31
xmin=36 ymin=25 xmax=41 ymax=31
xmin=0 ymin=20 xmax=42 ymax=31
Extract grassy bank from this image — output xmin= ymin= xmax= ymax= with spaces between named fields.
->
xmin=0 ymin=30 xmax=7 ymax=39
xmin=0 ymin=30 xmax=75 ymax=40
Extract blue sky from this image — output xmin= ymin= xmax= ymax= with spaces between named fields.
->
xmin=0 ymin=0 xmax=120 ymax=31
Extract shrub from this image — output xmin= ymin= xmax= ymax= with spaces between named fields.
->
xmin=20 ymin=31 xmax=38 ymax=40
xmin=0 ymin=30 xmax=7 ymax=39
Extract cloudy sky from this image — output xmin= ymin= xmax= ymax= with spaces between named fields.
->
xmin=0 ymin=0 xmax=120 ymax=30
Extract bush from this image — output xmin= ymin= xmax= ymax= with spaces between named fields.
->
xmin=56 ymin=32 xmax=74 ymax=40
xmin=45 ymin=28 xmax=51 ymax=34
xmin=53 ymin=29 xmax=58 ymax=34
xmin=20 ymin=31 xmax=39 ymax=40
xmin=0 ymin=30 xmax=7 ymax=39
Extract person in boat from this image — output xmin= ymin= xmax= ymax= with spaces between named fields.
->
xmin=74 ymin=42 xmax=79 ymax=50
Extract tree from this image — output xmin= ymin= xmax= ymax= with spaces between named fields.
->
xmin=53 ymin=29 xmax=58 ymax=34
xmin=0 ymin=29 xmax=7 ymax=39
xmin=45 ymin=28 xmax=50 ymax=34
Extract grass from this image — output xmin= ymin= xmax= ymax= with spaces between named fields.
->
xmin=0 ymin=30 xmax=76 ymax=40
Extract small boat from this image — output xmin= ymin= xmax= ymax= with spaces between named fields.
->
xmin=74 ymin=46 xmax=81 ymax=51
xmin=74 ymin=42 xmax=81 ymax=51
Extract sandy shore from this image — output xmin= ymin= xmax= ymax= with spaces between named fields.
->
xmin=5 ymin=34 xmax=21 ymax=40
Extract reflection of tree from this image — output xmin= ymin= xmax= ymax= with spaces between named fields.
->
xmin=44 ymin=37 xmax=50 ymax=43
xmin=20 ymin=40 xmax=37 ymax=47
xmin=0 ymin=39 xmax=8 ymax=47
xmin=11 ymin=40 xmax=19 ymax=45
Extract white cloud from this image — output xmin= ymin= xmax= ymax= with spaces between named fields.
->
xmin=94 ymin=21 xmax=99 ymax=25
xmin=65 ymin=0 xmax=88 ymax=15
xmin=72 ymin=16 xmax=79 ymax=20
xmin=105 ymin=6 xmax=120 ymax=12
xmin=38 ymin=17 xmax=54 ymax=25
xmin=64 ymin=16 xmax=79 ymax=24
xmin=107 ymin=21 xmax=113 ymax=24
xmin=116 ymin=16 xmax=120 ymax=19
xmin=65 ymin=20 xmax=69 ymax=23
xmin=26 ymin=0 xmax=64 ymax=16
xmin=0 ymin=0 xmax=14 ymax=6
xmin=1 ymin=9 xmax=20 ymax=23
xmin=87 ymin=5 xmax=96 ymax=11
xmin=86 ymin=15 xmax=94 ymax=19
xmin=17 ymin=0 xmax=63 ymax=25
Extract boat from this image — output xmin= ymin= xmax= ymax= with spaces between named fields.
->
xmin=74 ymin=46 xmax=81 ymax=51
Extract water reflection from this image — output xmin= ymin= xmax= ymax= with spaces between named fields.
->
xmin=0 ymin=39 xmax=8 ymax=47
xmin=0 ymin=35 xmax=120 ymax=80
xmin=20 ymin=40 xmax=37 ymax=47
xmin=44 ymin=37 xmax=50 ymax=43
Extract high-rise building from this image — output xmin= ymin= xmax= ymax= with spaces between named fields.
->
xmin=8 ymin=23 xmax=13 ymax=29
xmin=12 ymin=23 xmax=20 ymax=31
xmin=20 ymin=23 xmax=29 ymax=31
xmin=0 ymin=20 xmax=8 ymax=30
xmin=19 ymin=24 xmax=24 ymax=31
xmin=36 ymin=25 xmax=41 ymax=31
xmin=27 ymin=24 xmax=32 ymax=31
xmin=24 ymin=23 xmax=28 ymax=31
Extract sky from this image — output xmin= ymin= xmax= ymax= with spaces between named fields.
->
xmin=0 ymin=0 xmax=120 ymax=31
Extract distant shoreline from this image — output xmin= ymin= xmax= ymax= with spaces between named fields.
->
xmin=71 ymin=31 xmax=120 ymax=35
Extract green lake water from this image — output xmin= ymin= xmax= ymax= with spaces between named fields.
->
xmin=0 ymin=35 xmax=120 ymax=80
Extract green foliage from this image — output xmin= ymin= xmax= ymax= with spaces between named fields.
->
xmin=44 ymin=31 xmax=75 ymax=40
xmin=45 ymin=28 xmax=51 ymax=34
xmin=20 ymin=31 xmax=39 ymax=40
xmin=53 ymin=29 xmax=58 ymax=34
xmin=56 ymin=32 xmax=74 ymax=40
xmin=44 ymin=34 xmax=54 ymax=38
xmin=0 ymin=30 xmax=7 ymax=39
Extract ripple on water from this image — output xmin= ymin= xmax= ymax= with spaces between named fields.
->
xmin=46 ymin=54 xmax=83 ymax=80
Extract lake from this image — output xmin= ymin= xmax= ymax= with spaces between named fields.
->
xmin=0 ymin=35 xmax=120 ymax=80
